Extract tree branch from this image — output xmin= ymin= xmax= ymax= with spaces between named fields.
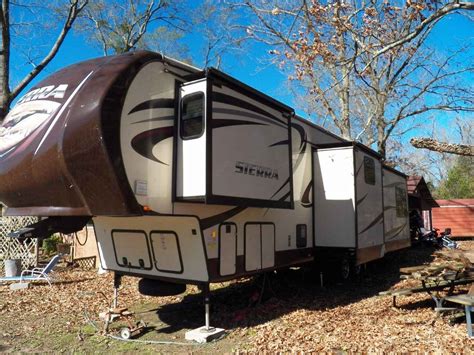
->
xmin=410 ymin=137 xmax=474 ymax=156
xmin=10 ymin=0 xmax=88 ymax=100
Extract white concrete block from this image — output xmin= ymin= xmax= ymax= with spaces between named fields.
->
xmin=185 ymin=326 xmax=225 ymax=343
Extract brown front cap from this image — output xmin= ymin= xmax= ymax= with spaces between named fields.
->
xmin=0 ymin=51 xmax=162 ymax=216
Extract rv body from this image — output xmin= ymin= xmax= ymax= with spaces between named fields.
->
xmin=0 ymin=51 xmax=410 ymax=285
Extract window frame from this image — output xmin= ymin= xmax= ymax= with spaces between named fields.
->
xmin=180 ymin=92 xmax=205 ymax=140
xmin=363 ymin=156 xmax=376 ymax=185
xmin=395 ymin=186 xmax=408 ymax=218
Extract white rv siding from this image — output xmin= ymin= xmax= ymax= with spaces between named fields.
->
xmin=313 ymin=147 xmax=356 ymax=248
xmin=209 ymin=84 xmax=291 ymax=205
xmin=119 ymin=61 xmax=185 ymax=214
xmin=94 ymin=215 xmax=209 ymax=282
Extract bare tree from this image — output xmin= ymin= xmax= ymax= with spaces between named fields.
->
xmin=237 ymin=1 xmax=474 ymax=159
xmin=0 ymin=0 xmax=88 ymax=121
xmin=193 ymin=0 xmax=246 ymax=69
xmin=79 ymin=0 xmax=187 ymax=56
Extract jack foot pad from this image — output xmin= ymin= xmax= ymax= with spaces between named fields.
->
xmin=185 ymin=326 xmax=225 ymax=343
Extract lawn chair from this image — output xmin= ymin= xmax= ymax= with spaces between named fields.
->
xmin=0 ymin=254 xmax=62 ymax=286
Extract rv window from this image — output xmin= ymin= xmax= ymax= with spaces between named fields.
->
xmin=395 ymin=187 xmax=408 ymax=217
xmin=363 ymin=156 xmax=376 ymax=185
xmin=180 ymin=92 xmax=204 ymax=139
xmin=296 ymin=224 xmax=307 ymax=248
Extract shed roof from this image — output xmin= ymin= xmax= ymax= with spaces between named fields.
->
xmin=407 ymin=176 xmax=439 ymax=208
xmin=436 ymin=199 xmax=474 ymax=207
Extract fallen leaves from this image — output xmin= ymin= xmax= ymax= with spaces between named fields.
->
xmin=0 ymin=242 xmax=473 ymax=352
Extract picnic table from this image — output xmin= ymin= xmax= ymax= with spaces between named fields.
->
xmin=379 ymin=248 xmax=474 ymax=337
xmin=379 ymin=265 xmax=474 ymax=308
xmin=444 ymin=293 xmax=474 ymax=338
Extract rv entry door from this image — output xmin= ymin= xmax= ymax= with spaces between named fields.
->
xmin=176 ymin=79 xmax=207 ymax=200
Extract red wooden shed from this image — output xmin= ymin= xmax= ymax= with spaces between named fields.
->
xmin=432 ymin=199 xmax=474 ymax=238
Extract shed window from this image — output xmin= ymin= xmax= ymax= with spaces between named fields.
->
xmin=364 ymin=156 xmax=376 ymax=185
xmin=395 ymin=187 xmax=408 ymax=217
xmin=180 ymin=92 xmax=204 ymax=139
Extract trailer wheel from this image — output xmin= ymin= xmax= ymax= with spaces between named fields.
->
xmin=120 ymin=327 xmax=131 ymax=340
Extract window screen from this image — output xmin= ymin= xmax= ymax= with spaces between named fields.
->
xmin=395 ymin=187 xmax=408 ymax=217
xmin=180 ymin=92 xmax=204 ymax=139
xmin=364 ymin=156 xmax=376 ymax=185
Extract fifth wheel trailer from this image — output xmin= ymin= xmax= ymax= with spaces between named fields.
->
xmin=0 ymin=51 xmax=410 ymax=305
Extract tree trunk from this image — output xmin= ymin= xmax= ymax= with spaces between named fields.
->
xmin=377 ymin=120 xmax=386 ymax=159
xmin=410 ymin=138 xmax=474 ymax=156
xmin=0 ymin=0 xmax=10 ymax=122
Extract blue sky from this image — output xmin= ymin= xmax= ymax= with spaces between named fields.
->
xmin=9 ymin=3 xmax=473 ymax=140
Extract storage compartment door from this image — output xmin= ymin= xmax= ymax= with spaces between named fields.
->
xmin=261 ymin=224 xmax=275 ymax=269
xmin=245 ymin=224 xmax=261 ymax=271
xmin=111 ymin=230 xmax=152 ymax=270
xmin=219 ymin=223 xmax=237 ymax=276
xmin=176 ymin=80 xmax=207 ymax=199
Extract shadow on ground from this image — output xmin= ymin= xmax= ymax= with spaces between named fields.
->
xmin=152 ymin=244 xmax=436 ymax=333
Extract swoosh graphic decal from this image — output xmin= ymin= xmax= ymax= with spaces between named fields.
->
xmin=301 ymin=181 xmax=312 ymax=208
xmin=355 ymin=162 xmax=363 ymax=177
xmin=34 ymin=70 xmax=94 ymax=155
xmin=129 ymin=98 xmax=175 ymax=114
xmin=291 ymin=123 xmax=307 ymax=151
xmin=269 ymin=139 xmax=289 ymax=147
xmin=269 ymin=123 xmax=307 ymax=200
xmin=213 ymin=92 xmax=287 ymax=125
xmin=278 ymin=190 xmax=291 ymax=202
xmin=386 ymin=222 xmax=408 ymax=240
xmin=356 ymin=193 xmax=368 ymax=206
xmin=359 ymin=212 xmax=384 ymax=235
xmin=131 ymin=126 xmax=174 ymax=164
xmin=132 ymin=115 xmax=175 ymax=124
xmin=213 ymin=108 xmax=287 ymax=129
xmin=211 ymin=119 xmax=265 ymax=129
xmin=271 ymin=177 xmax=290 ymax=199
xmin=131 ymin=120 xmax=264 ymax=164
xmin=200 ymin=206 xmax=247 ymax=230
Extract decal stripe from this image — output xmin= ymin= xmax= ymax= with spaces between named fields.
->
xmin=213 ymin=92 xmax=287 ymax=125
xmin=359 ymin=212 xmax=384 ymax=234
xmin=278 ymin=190 xmax=291 ymax=202
xmin=200 ymin=206 xmax=247 ymax=230
xmin=386 ymin=223 xmax=408 ymax=240
xmin=269 ymin=139 xmax=289 ymax=147
xmin=355 ymin=162 xmax=364 ymax=177
xmin=213 ymin=108 xmax=287 ymax=129
xmin=301 ymin=181 xmax=312 ymax=208
xmin=132 ymin=116 xmax=175 ymax=124
xmin=356 ymin=193 xmax=368 ymax=206
xmin=131 ymin=126 xmax=174 ymax=165
xmin=128 ymin=98 xmax=174 ymax=114
xmin=211 ymin=119 xmax=265 ymax=129
xmin=270 ymin=177 xmax=290 ymax=199
xmin=34 ymin=70 xmax=94 ymax=155
xmin=384 ymin=205 xmax=396 ymax=211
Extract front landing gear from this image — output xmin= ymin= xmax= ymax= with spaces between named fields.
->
xmin=185 ymin=284 xmax=225 ymax=343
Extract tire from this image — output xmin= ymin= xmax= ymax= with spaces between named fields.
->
xmin=120 ymin=327 xmax=131 ymax=340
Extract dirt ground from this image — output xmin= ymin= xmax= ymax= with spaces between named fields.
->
xmin=1 ymin=241 xmax=473 ymax=353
